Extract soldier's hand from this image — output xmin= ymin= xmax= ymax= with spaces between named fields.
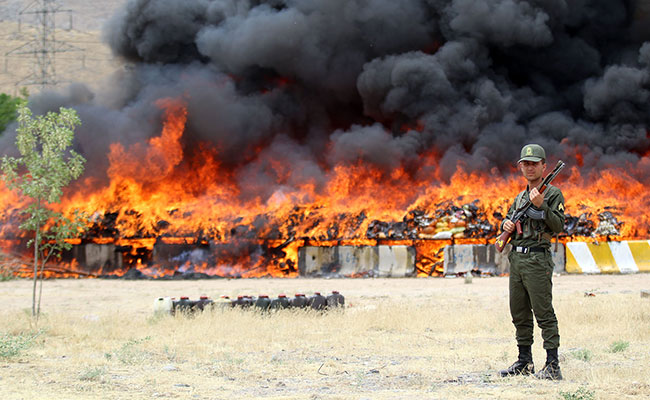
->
xmin=529 ymin=187 xmax=544 ymax=208
xmin=503 ymin=219 xmax=515 ymax=233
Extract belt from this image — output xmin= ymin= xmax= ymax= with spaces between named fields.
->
xmin=512 ymin=246 xmax=546 ymax=254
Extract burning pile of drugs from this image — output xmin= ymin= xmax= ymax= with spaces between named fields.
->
xmin=2 ymin=0 xmax=650 ymax=281
xmin=366 ymin=201 xmax=495 ymax=240
xmin=594 ymin=211 xmax=623 ymax=237
xmin=153 ymin=291 xmax=345 ymax=316
xmin=564 ymin=213 xmax=595 ymax=237
xmin=564 ymin=209 xmax=622 ymax=238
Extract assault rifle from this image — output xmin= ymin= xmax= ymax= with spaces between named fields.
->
xmin=495 ymin=160 xmax=565 ymax=253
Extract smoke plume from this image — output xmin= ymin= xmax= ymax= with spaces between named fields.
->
xmin=3 ymin=0 xmax=650 ymax=198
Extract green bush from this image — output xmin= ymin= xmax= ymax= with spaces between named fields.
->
xmin=104 ymin=336 xmax=152 ymax=365
xmin=559 ymin=386 xmax=595 ymax=400
xmin=0 ymin=266 xmax=17 ymax=281
xmin=0 ymin=331 xmax=38 ymax=359
xmin=569 ymin=348 xmax=592 ymax=362
xmin=78 ymin=366 xmax=106 ymax=381
xmin=0 ymin=91 xmax=27 ymax=133
xmin=608 ymin=340 xmax=629 ymax=353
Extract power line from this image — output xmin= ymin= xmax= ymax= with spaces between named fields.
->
xmin=4 ymin=0 xmax=85 ymax=90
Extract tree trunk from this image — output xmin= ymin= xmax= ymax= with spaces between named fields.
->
xmin=32 ymin=198 xmax=41 ymax=318
xmin=37 ymin=248 xmax=48 ymax=317
xmin=32 ymin=224 xmax=40 ymax=317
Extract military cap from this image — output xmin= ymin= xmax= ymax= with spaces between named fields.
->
xmin=518 ymin=144 xmax=546 ymax=163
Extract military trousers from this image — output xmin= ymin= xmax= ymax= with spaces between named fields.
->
xmin=508 ymin=249 xmax=560 ymax=349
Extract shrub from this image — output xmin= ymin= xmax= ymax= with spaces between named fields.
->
xmin=104 ymin=336 xmax=152 ymax=365
xmin=0 ymin=331 xmax=39 ymax=359
xmin=608 ymin=340 xmax=629 ymax=353
xmin=559 ymin=386 xmax=595 ymax=400
xmin=0 ymin=91 xmax=27 ymax=133
xmin=0 ymin=266 xmax=16 ymax=281
xmin=78 ymin=366 xmax=106 ymax=381
xmin=569 ymin=348 xmax=592 ymax=362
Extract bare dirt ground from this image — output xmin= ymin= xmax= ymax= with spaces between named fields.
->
xmin=1 ymin=274 xmax=649 ymax=399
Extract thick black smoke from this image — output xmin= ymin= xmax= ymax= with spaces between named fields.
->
xmin=2 ymin=0 xmax=650 ymax=197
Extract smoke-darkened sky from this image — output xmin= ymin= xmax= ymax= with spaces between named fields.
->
xmin=2 ymin=0 xmax=649 ymax=197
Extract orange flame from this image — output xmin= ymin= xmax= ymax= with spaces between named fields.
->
xmin=1 ymin=98 xmax=648 ymax=278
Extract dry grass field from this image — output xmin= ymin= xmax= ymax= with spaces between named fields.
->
xmin=0 ymin=274 xmax=649 ymax=399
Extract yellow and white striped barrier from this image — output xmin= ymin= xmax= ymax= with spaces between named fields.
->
xmin=566 ymin=241 xmax=650 ymax=273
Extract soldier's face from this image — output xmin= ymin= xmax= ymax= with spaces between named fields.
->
xmin=519 ymin=160 xmax=546 ymax=181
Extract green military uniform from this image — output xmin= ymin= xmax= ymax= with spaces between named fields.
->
xmin=498 ymin=143 xmax=565 ymax=380
xmin=504 ymin=183 xmax=565 ymax=349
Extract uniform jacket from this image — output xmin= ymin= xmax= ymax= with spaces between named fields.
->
xmin=503 ymin=184 xmax=565 ymax=249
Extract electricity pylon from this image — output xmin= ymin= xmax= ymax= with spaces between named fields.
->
xmin=5 ymin=0 xmax=83 ymax=90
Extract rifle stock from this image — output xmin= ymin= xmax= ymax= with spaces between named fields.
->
xmin=495 ymin=230 xmax=511 ymax=252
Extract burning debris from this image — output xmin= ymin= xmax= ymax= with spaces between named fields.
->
xmin=564 ymin=213 xmax=596 ymax=237
xmin=594 ymin=211 xmax=623 ymax=237
xmin=1 ymin=0 xmax=650 ymax=278
xmin=367 ymin=201 xmax=495 ymax=240
xmin=564 ymin=209 xmax=623 ymax=238
xmin=0 ymin=196 xmax=637 ymax=280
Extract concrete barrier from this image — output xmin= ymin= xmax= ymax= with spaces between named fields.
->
xmin=338 ymin=246 xmax=377 ymax=276
xmin=299 ymin=246 xmax=338 ymax=276
xmin=67 ymin=243 xmax=123 ymax=272
xmin=377 ymin=245 xmax=415 ymax=277
xmin=444 ymin=243 xmax=566 ymax=275
xmin=566 ymin=240 xmax=650 ymax=273
xmin=63 ymin=240 xmax=650 ymax=277
xmin=298 ymin=245 xmax=415 ymax=277
xmin=443 ymin=244 xmax=507 ymax=275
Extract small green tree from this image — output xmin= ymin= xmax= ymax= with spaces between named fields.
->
xmin=1 ymin=105 xmax=86 ymax=319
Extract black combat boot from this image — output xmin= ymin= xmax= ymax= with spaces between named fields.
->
xmin=534 ymin=348 xmax=563 ymax=380
xmin=499 ymin=345 xmax=534 ymax=377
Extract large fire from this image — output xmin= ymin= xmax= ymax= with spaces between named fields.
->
xmin=1 ymin=100 xmax=649 ymax=278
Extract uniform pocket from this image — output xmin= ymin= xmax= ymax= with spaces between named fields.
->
xmin=529 ymin=252 xmax=552 ymax=275
xmin=546 ymin=253 xmax=556 ymax=273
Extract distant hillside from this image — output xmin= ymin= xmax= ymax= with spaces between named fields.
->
xmin=1 ymin=0 xmax=126 ymax=30
xmin=0 ymin=0 xmax=126 ymax=95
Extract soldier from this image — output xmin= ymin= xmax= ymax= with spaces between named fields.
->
xmin=499 ymin=144 xmax=565 ymax=380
